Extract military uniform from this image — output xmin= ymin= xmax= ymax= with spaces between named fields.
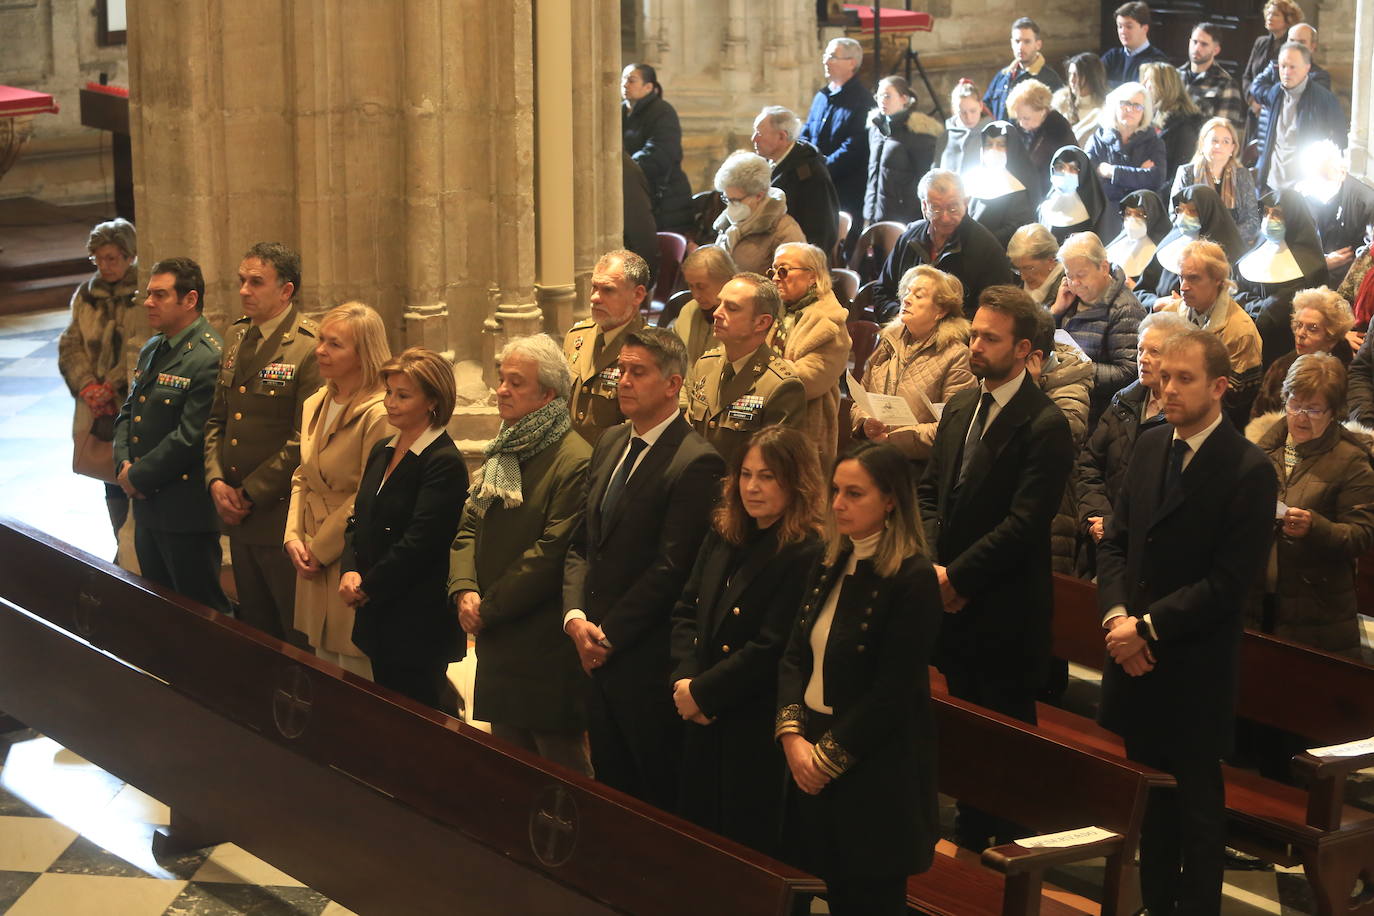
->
xmin=204 ymin=306 xmax=322 ymax=640
xmin=682 ymin=342 xmax=806 ymax=467
xmin=114 ymin=313 xmax=230 ymax=614
xmin=562 ymin=314 xmax=645 ymax=445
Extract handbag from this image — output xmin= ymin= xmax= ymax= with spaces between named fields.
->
xmin=72 ymin=411 xmax=117 ymax=483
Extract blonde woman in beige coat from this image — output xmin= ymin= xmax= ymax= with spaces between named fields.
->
xmin=852 ymin=265 xmax=975 ymax=480
xmin=285 ymin=303 xmax=394 ymax=676
xmin=769 ymin=242 xmax=852 ymax=471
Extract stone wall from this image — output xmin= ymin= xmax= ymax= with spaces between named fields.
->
xmin=0 ymin=0 xmax=126 ymax=204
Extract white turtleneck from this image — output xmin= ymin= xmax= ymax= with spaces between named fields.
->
xmin=805 ymin=530 xmax=883 ymax=714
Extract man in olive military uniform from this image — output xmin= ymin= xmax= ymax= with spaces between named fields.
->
xmin=204 ymin=242 xmax=321 ymax=641
xmin=682 ymin=272 xmax=805 ymax=466
xmin=563 ymin=249 xmax=650 ymax=445
xmin=114 ymin=257 xmax=230 ymax=614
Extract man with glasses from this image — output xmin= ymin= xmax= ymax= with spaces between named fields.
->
xmin=798 ymin=38 xmax=871 ymax=254
xmin=872 ymin=169 xmax=1015 ymax=322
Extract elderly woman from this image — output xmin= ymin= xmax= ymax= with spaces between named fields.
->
xmin=1074 ymin=311 xmax=1193 ymax=574
xmin=340 ymin=348 xmax=469 ymax=710
xmin=1170 ymin=117 xmax=1260 ymax=249
xmin=450 ymin=334 xmax=593 ymax=773
xmin=935 ymin=79 xmax=987 ymax=174
xmin=1008 ymin=79 xmax=1077 ymax=189
xmin=1105 ymin=189 xmax=1170 ymax=289
xmin=1050 ymin=231 xmax=1147 ymax=421
xmin=1086 ymin=82 xmax=1167 ymax=224
xmin=1245 ymin=354 xmax=1374 ymax=658
xmin=285 ymin=303 xmax=393 ymax=677
xmin=864 ymin=75 xmax=941 ymax=226
xmin=769 ymin=243 xmax=851 ymax=471
xmin=1237 ymin=188 xmax=1331 ymax=366
xmin=670 ymin=426 xmax=825 ymax=854
xmin=1253 ymin=286 xmax=1355 ymax=417
xmin=1007 ymin=223 xmax=1065 ymax=306
xmin=776 ymin=441 xmax=942 ymax=915
xmin=965 ymin=121 xmax=1038 ymax=247
xmin=58 ymin=217 xmax=146 ymax=566
xmin=852 ymin=266 xmax=975 ymax=477
xmin=1038 ymin=146 xmax=1110 ymax=242
xmin=1139 ymin=63 xmax=1203 ymax=198
xmin=621 ymin=63 xmax=694 ymax=233
xmin=672 ymin=246 xmax=736 ymax=367
xmin=713 ymin=151 xmax=805 ymax=275
xmin=1053 ymin=53 xmax=1109 ymax=147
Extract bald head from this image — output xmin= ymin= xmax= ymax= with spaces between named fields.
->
xmin=1288 ymin=22 xmax=1317 ymax=52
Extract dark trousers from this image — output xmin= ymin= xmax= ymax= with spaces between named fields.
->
xmin=1124 ymin=736 xmax=1226 ymax=916
xmin=229 ymin=537 xmax=300 ymax=644
xmin=134 ymin=526 xmax=231 ymax=615
xmin=585 ymin=669 xmax=683 ymax=811
xmin=941 ymin=662 xmax=1037 ymax=849
xmin=825 ymin=875 xmax=908 ymax=916
xmin=370 ymin=658 xmax=450 ymax=712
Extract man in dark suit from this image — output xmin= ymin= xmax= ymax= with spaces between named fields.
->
xmin=753 ymin=106 xmax=840 ymax=257
xmin=1097 ymin=329 xmax=1276 ymax=915
xmin=563 ymin=327 xmax=725 ymax=809
xmin=917 ymin=285 xmax=1075 ymax=849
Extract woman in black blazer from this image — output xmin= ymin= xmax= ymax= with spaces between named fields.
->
xmin=669 ymin=426 xmax=825 ymax=855
xmin=340 ymin=347 xmax=469 ymax=710
xmin=775 ymin=441 xmax=943 ymax=916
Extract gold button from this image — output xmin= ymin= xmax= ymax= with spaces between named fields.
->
xmin=234 ymin=412 xmax=242 ymax=420
xmin=133 ymin=415 xmax=141 ymax=422
xmin=238 ymin=385 xmax=246 ymax=394
xmin=721 ymin=644 xmax=730 ymax=653
xmin=731 ymin=607 xmax=740 ymax=616
xmin=164 ymin=399 xmax=171 ymax=405
xmin=269 ymin=390 xmax=277 ymax=396
xmin=180 ymin=473 xmax=189 ymax=480
xmin=131 ymin=436 xmax=139 ymax=443
xmin=230 ymin=438 xmax=238 ymax=446
xmin=860 ymin=622 xmax=869 ymax=632
xmin=138 ymin=395 xmax=146 ymax=403
xmin=230 ymin=466 xmax=238 ymax=473
xmin=857 ymin=644 xmax=866 ymax=653
xmin=864 ymin=608 xmax=873 ymax=616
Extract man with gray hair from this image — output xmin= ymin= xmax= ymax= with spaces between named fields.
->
xmin=1255 ymin=40 xmax=1346 ymax=192
xmin=450 ymin=332 xmax=593 ymax=776
xmin=799 ymin=37 xmax=870 ymax=252
xmin=682 ymin=273 xmax=805 ymax=466
xmin=562 ymin=249 xmax=649 ymax=445
xmin=873 ymin=169 xmax=1015 ymax=321
xmin=753 ymin=105 xmax=840 ymax=256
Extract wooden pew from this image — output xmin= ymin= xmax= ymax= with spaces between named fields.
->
xmin=907 ymin=688 xmax=1174 ymax=916
xmin=0 ymin=517 xmax=824 ymax=915
xmin=1049 ymin=572 xmax=1374 ymax=916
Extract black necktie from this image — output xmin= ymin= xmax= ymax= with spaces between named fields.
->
xmin=1164 ymin=439 xmax=1189 ymax=494
xmin=958 ymin=392 xmax=995 ymax=482
xmin=601 ymin=437 xmax=648 ymax=519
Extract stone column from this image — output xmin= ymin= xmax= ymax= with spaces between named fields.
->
xmin=1349 ymin=0 xmax=1373 ymax=175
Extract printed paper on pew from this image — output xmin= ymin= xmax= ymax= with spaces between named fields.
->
xmin=847 ymin=371 xmax=919 ymax=427
xmin=1014 ymin=825 xmax=1117 ymax=848
xmin=1308 ymin=736 xmax=1374 ymax=758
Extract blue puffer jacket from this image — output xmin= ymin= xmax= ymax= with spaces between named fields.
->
xmin=1085 ymin=126 xmax=1167 ymax=213
xmin=1055 ymin=265 xmax=1146 ymax=424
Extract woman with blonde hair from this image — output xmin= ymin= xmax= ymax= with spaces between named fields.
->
xmin=1169 ymin=117 xmax=1260 ymax=248
xmin=1086 ymin=82 xmax=1166 ymax=220
xmin=1007 ymin=79 xmax=1076 ymax=187
xmin=1251 ymin=286 xmax=1354 ymax=417
xmin=286 ymin=302 xmax=394 ymax=676
xmin=852 ymin=265 xmax=974 ymax=479
xmin=1140 ymin=63 xmax=1202 ymax=198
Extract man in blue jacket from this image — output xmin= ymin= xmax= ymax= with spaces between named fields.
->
xmin=799 ymin=37 xmax=870 ymax=252
xmin=1256 ymin=42 xmax=1346 ymax=192
xmin=984 ymin=18 xmax=1063 ymax=122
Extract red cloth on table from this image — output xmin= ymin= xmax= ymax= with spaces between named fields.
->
xmin=0 ymin=86 xmax=59 ymax=117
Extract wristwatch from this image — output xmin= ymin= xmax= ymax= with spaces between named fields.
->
xmin=1135 ymin=617 xmax=1155 ymax=645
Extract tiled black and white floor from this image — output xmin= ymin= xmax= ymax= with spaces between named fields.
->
xmin=0 ymin=307 xmax=1361 ymax=914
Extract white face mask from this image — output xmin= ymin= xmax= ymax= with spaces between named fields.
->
xmin=983 ymin=149 xmax=1008 ymax=171
xmin=725 ymin=200 xmax=752 ymax=224
xmin=1124 ymin=216 xmax=1148 ymax=240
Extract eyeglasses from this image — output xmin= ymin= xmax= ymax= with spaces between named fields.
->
xmin=1118 ymin=101 xmax=1145 ymax=111
xmin=720 ymin=193 xmax=748 ymax=205
xmin=766 ymin=265 xmax=812 ymax=281
xmin=923 ymin=204 xmax=963 ymax=217
xmin=1290 ymin=321 xmax=1326 ymax=337
xmin=1285 ymin=399 xmax=1331 ymax=419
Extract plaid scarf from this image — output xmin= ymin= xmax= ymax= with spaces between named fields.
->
xmin=467 ymin=397 xmax=571 ymax=516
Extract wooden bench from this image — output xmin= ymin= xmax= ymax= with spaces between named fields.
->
xmin=0 ymin=517 xmax=825 ymax=915
xmin=1050 ymin=572 xmax=1374 ymax=915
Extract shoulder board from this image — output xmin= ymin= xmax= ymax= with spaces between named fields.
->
xmin=297 ymin=315 xmax=320 ymax=335
xmin=767 ymin=355 xmax=797 ymax=378
xmin=200 ymin=333 xmax=224 ymax=353
xmin=697 ymin=348 xmax=723 ymax=361
xmin=569 ymin=319 xmax=595 ymax=331
xmin=232 ymin=316 xmax=251 ymax=325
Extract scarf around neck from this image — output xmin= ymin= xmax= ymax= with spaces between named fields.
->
xmin=468 ymin=397 xmax=571 ymax=515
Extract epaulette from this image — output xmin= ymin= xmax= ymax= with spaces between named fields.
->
xmin=569 ymin=319 xmax=596 ymax=332
xmin=200 ymin=332 xmax=224 ymax=353
xmin=297 ymin=314 xmax=320 ymax=335
xmin=767 ymin=354 xmax=798 ymax=378
xmin=231 ymin=315 xmax=252 ymax=325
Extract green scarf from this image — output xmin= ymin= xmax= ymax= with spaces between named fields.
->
xmin=468 ymin=397 xmax=571 ymax=515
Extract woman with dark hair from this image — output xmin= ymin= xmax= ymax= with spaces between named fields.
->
xmin=1053 ymin=53 xmax=1109 ymax=147
xmin=670 ymin=426 xmax=826 ymax=854
xmin=1105 ymin=189 xmax=1170 ymax=289
xmin=1235 ymin=189 xmax=1331 ymax=366
xmin=1038 ymin=146 xmax=1109 ymax=242
xmin=1136 ymin=184 xmax=1243 ymax=307
xmin=776 ymin=441 xmax=942 ymax=916
xmin=965 ymin=121 xmax=1038 ymax=247
xmin=864 ymin=75 xmax=941 ymax=226
xmin=621 ymin=63 xmax=694 ymax=233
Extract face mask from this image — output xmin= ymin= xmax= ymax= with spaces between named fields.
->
xmin=1262 ymin=217 xmax=1287 ymax=242
xmin=1051 ymin=172 xmax=1079 ymax=194
xmin=725 ymin=200 xmax=752 ymax=224
xmin=1175 ymin=213 xmax=1202 ymax=235
xmin=983 ymin=150 xmax=1008 ymax=171
xmin=1124 ymin=216 xmax=1148 ymax=240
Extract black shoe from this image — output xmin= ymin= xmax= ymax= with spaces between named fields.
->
xmin=1223 ymin=846 xmax=1272 ymax=871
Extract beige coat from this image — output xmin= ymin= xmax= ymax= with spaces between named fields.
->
xmin=773 ymin=290 xmax=851 ymax=471
xmin=285 ymin=386 xmax=393 ymax=655
xmin=713 ymin=190 xmax=806 ymax=275
xmin=852 ymin=316 xmax=975 ymax=469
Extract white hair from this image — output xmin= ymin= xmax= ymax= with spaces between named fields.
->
xmin=1100 ymin=81 xmax=1153 ymax=133
xmin=827 ymin=37 xmax=864 ymax=62
xmin=1137 ymin=310 xmax=1193 ymax=340
xmin=1057 ymin=231 xmax=1109 ymax=268
xmin=758 ymin=105 xmax=802 ymax=143
xmin=714 ymin=150 xmax=773 ymax=196
xmin=919 ymin=168 xmax=965 ymax=202
xmin=1007 ymin=223 xmax=1059 ymax=262
xmin=497 ymin=333 xmax=571 ymax=402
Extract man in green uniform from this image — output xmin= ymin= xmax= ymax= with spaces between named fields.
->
xmin=562 ymin=250 xmax=649 ymax=445
xmin=114 ymin=257 xmax=230 ymax=614
xmin=681 ymin=272 xmax=805 ymax=466
xmin=204 ymin=242 xmax=321 ymax=641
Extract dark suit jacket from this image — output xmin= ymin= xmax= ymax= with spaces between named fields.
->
xmin=563 ymin=416 xmax=725 ymax=686
xmin=917 ymin=374 xmax=1075 ymax=687
xmin=1097 ymin=420 xmax=1276 ymax=754
xmin=342 ymin=432 xmax=469 ymax=667
xmin=772 ymin=140 xmax=840 ymax=255
xmin=798 ymin=80 xmax=872 ymax=216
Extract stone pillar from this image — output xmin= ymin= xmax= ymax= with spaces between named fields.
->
xmin=1349 ymin=0 xmax=1373 ymax=175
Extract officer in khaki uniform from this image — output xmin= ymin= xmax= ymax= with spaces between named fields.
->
xmin=681 ymin=272 xmax=805 ymax=467
xmin=204 ymin=243 xmax=322 ymax=641
xmin=114 ymin=257 xmax=230 ymax=614
xmin=563 ymin=249 xmax=651 ymax=445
